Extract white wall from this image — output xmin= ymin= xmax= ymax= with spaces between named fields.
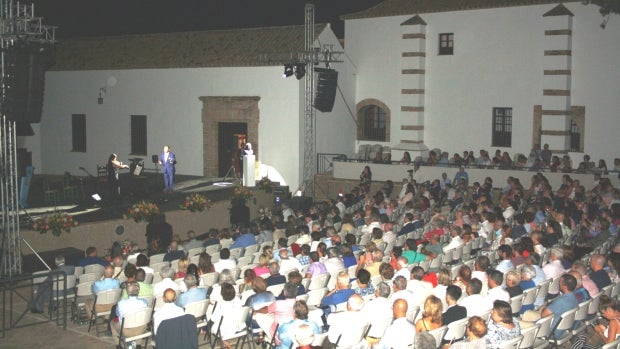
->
xmin=345 ymin=3 xmax=620 ymax=165
xmin=32 ymin=66 xmax=305 ymax=189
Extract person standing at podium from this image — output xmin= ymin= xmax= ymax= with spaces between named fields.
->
xmin=107 ymin=153 xmax=129 ymax=199
xmin=159 ymin=145 xmax=177 ymax=193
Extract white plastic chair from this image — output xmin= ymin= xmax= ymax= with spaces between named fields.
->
xmin=117 ymin=307 xmax=153 ymax=348
xmin=427 ymin=325 xmax=448 ymax=349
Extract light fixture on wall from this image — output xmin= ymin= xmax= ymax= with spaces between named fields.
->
xmin=294 ymin=63 xmax=306 ymax=80
xmin=283 ymin=64 xmax=294 ymax=78
xmin=97 ymin=86 xmax=106 ymax=104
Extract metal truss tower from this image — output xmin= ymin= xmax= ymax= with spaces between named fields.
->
xmin=259 ymin=3 xmax=342 ymax=198
xmin=0 ymin=0 xmax=56 ymax=277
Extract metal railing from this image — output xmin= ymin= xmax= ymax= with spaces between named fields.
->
xmin=1 ymin=269 xmax=69 ymax=337
xmin=317 ymin=153 xmax=347 ymax=174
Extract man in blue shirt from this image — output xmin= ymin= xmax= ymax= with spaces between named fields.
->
xmin=77 ymin=247 xmax=108 ymax=268
xmin=540 ymin=274 xmax=579 ymax=337
xmin=229 ymin=227 xmax=256 ymax=250
xmin=85 ymin=265 xmax=121 ymax=324
xmin=276 ymin=301 xmax=320 ymax=349
xmin=321 ymin=271 xmax=355 ymax=309
xmin=176 ymin=274 xmax=206 ymax=308
xmin=453 ymin=167 xmax=469 ymax=186
xmin=112 ymin=282 xmax=148 ymax=346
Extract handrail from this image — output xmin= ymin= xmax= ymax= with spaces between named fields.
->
xmin=1 ymin=269 xmax=69 ymax=337
xmin=317 ymin=153 xmax=347 ymax=173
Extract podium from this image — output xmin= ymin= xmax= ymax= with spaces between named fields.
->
xmin=243 ymin=155 xmax=255 ymax=187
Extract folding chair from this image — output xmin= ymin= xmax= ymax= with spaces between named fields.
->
xmin=521 ymin=287 xmax=538 ymax=312
xmin=571 ymin=299 xmax=592 ymax=337
xmin=548 ymin=308 xmax=577 ymax=348
xmin=78 ymin=272 xmax=100 ymax=283
xmin=84 ymin=264 xmax=105 ymax=277
xmin=427 ymin=325 xmax=448 ymax=349
xmin=499 ymin=335 xmax=523 ymax=349
xmin=184 ymin=299 xmax=209 ymax=331
xmin=518 ymin=323 xmax=540 ymax=349
xmin=210 ymin=306 xmax=254 ymax=349
xmin=307 ymin=274 xmax=330 ymax=291
xmin=333 ymin=323 xmax=370 ymax=349
xmin=532 ymin=315 xmax=554 ymax=349
xmin=187 ymin=247 xmax=204 ymax=257
xmin=602 ymin=337 xmax=620 ymax=349
xmin=200 ymin=272 xmax=220 ymax=288
xmin=585 ymin=292 xmax=602 ymax=327
xmin=266 ymin=284 xmax=285 ymax=298
xmin=149 ymin=253 xmax=166 ymax=265
xmin=305 ymin=288 xmax=328 ymax=308
xmin=444 ymin=317 xmax=468 ymax=343
xmin=510 ymin=294 xmax=525 ymax=315
xmin=117 ymin=307 xmax=153 ymax=349
xmin=72 ymin=280 xmax=94 ymax=324
xmin=50 ymin=274 xmax=77 ymax=319
xmin=88 ymin=288 xmax=122 ymax=335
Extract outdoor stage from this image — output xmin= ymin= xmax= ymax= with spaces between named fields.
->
xmin=17 ymin=172 xmax=284 ymax=272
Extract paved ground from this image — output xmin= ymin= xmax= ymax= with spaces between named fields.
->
xmin=0 ymin=286 xmax=247 ymax=349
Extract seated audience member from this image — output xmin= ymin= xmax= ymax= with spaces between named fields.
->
xmin=486 ymin=270 xmax=510 ymax=309
xmin=442 ymin=285 xmax=467 ymax=326
xmin=326 ymin=295 xmax=368 ymax=348
xmin=542 ymin=248 xmax=566 ymax=299
xmin=214 ymin=248 xmax=237 ymax=273
xmin=265 ymin=262 xmax=286 ymax=287
xmin=253 ymin=253 xmax=271 ymax=277
xmin=111 ymin=282 xmax=148 ymax=346
xmin=572 ymin=295 xmax=620 ymax=348
xmin=321 ymin=271 xmax=355 ymax=309
xmin=486 ymin=300 xmax=521 ymax=349
xmin=341 ymin=245 xmax=357 ymax=269
xmin=176 ymin=273 xmax=207 ymax=308
xmin=362 ymin=282 xmax=393 ymax=340
xmin=174 ymin=257 xmax=189 ymax=279
xmin=458 ymin=278 xmax=489 ymax=317
xmin=78 ymin=247 xmax=108 ymax=267
xmin=450 ymin=316 xmax=488 ymax=349
xmin=210 ymin=283 xmax=243 ymax=349
xmin=163 ymin=240 xmax=185 ymax=262
xmin=354 ymin=269 xmax=376 ymax=297
xmin=135 ymin=254 xmax=154 ymax=275
xmin=305 ymin=252 xmax=328 ymax=278
xmin=31 ymin=256 xmax=75 ymax=313
xmin=521 ymin=274 xmax=578 ymax=338
xmin=134 ymin=268 xmax=153 ymax=298
xmin=568 ymin=270 xmax=590 ymax=302
xmin=85 ymin=264 xmax=120 ymax=320
xmin=293 ymin=323 xmax=322 ymax=349
xmin=504 ymin=270 xmax=523 ymax=298
xmin=279 ymin=249 xmax=302 ymax=273
xmin=154 ymin=288 xmax=185 ymax=334
xmin=245 ymin=277 xmax=276 ymax=312
xmin=402 ymin=239 xmax=430 ymax=264
xmin=375 ymin=299 xmax=415 ymax=349
xmin=153 ymin=265 xmax=180 ymax=296
xmin=495 ymin=245 xmax=514 ymax=274
xmin=415 ymin=295 xmax=443 ymax=333
xmin=590 ymin=254 xmax=612 ymax=290
xmin=210 ymin=269 xmax=237 ymax=304
xmin=323 ymin=248 xmax=345 ymax=275
xmin=571 ymin=261 xmax=599 ymax=297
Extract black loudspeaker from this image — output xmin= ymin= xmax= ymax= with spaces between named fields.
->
xmin=314 ymin=68 xmax=338 ymax=113
xmin=3 ymin=42 xmax=53 ymax=123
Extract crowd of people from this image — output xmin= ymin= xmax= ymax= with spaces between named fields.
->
xmin=33 ymin=157 xmax=620 ymax=349
xmin=366 ymin=143 xmax=620 ymax=178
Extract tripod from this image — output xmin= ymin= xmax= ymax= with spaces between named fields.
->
xmin=223 ymin=165 xmax=239 ymax=180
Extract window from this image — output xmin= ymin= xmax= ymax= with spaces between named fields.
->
xmin=492 ymin=107 xmax=512 ymax=147
xmin=71 ymin=114 xmax=86 ymax=152
xmin=570 ymin=121 xmax=580 ymax=152
xmin=359 ymin=105 xmax=387 ymax=141
xmin=439 ymin=33 xmax=454 ymax=55
xmin=130 ymin=115 xmax=147 ymax=155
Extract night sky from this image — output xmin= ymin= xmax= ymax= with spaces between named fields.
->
xmin=30 ymin=0 xmax=384 ymax=39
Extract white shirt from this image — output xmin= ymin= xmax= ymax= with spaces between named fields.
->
xmin=406 ymin=280 xmax=434 ymax=306
xmin=486 ymin=286 xmax=510 ymax=309
xmin=443 ymin=236 xmax=464 ymax=253
xmin=323 ymin=257 xmax=345 ymax=275
xmin=279 ymin=257 xmax=302 ymax=273
xmin=382 ymin=231 xmax=396 ymax=245
xmin=362 ymin=297 xmax=394 ymax=338
xmin=459 ymin=294 xmax=489 ymax=317
xmin=153 ymin=278 xmax=180 ymax=296
xmin=390 ymin=289 xmax=423 ymax=309
xmin=214 ymin=258 xmax=237 ymax=273
xmin=153 ymin=302 xmax=185 ymax=334
xmin=375 ymin=317 xmax=415 ymax=349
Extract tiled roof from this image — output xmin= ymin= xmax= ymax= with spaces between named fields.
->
xmin=342 ymin=0 xmax=577 ymax=20
xmin=50 ymin=24 xmax=328 ymax=71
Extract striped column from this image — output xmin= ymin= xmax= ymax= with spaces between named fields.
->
xmin=400 ymin=15 xmax=427 ymax=147
xmin=540 ymin=4 xmax=573 ymax=153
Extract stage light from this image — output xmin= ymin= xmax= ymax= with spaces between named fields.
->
xmin=294 ymin=187 xmax=303 ymax=197
xmin=294 ymin=63 xmax=306 ymax=80
xmin=283 ymin=64 xmax=294 ymax=78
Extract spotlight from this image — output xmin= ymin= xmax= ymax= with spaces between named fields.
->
xmin=294 ymin=63 xmax=306 ymax=80
xmin=283 ymin=64 xmax=294 ymax=78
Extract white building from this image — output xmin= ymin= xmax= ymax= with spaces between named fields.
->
xmin=20 ymin=24 xmax=356 ymax=191
xmin=342 ymin=0 xmax=620 ymax=166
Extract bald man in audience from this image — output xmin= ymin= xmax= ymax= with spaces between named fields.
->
xmin=327 ymin=294 xmax=368 ymax=347
xmin=85 ymin=265 xmax=120 ymax=320
xmin=376 ymin=299 xmax=415 ymax=349
xmin=154 ymin=288 xmax=185 ymax=334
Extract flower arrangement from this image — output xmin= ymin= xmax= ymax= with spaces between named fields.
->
xmin=123 ymin=200 xmax=160 ymax=223
xmin=257 ymin=176 xmax=273 ymax=193
xmin=231 ymin=183 xmax=254 ymax=202
xmin=119 ymin=239 xmax=139 ymax=255
xmin=180 ymin=192 xmax=212 ymax=212
xmin=32 ymin=212 xmax=79 ymax=237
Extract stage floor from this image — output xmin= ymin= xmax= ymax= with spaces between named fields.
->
xmin=17 ymin=173 xmax=240 ymax=225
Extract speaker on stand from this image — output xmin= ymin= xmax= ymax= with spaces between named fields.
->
xmin=313 ymin=68 xmax=338 ymax=113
